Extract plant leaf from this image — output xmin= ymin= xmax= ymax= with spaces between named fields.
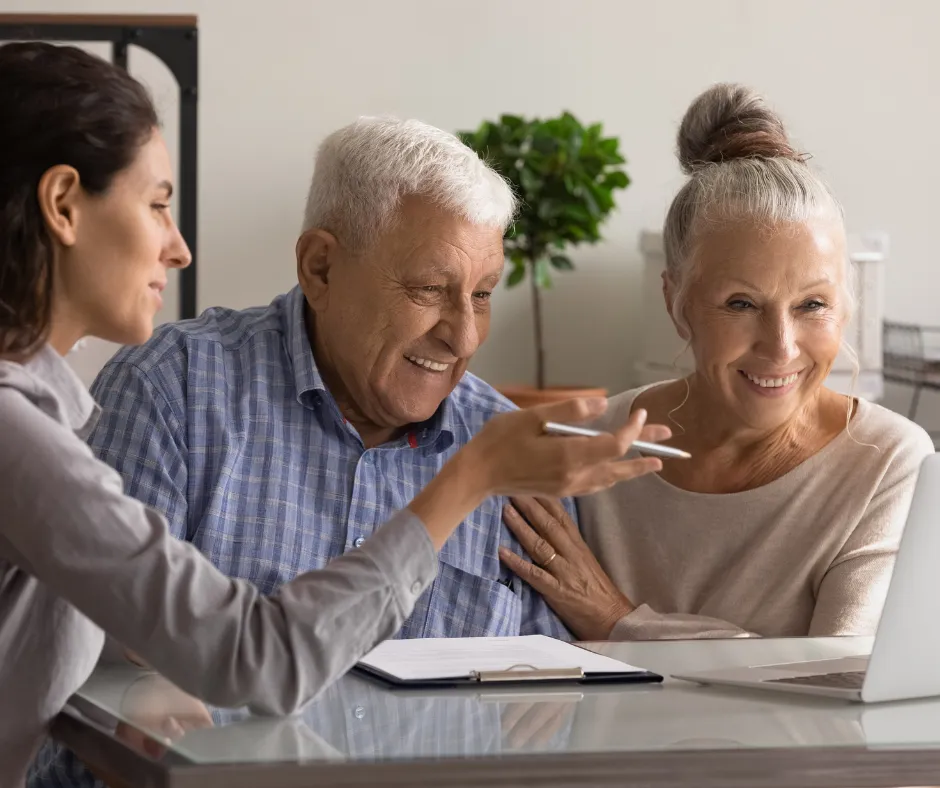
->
xmin=549 ymin=254 xmax=574 ymax=271
xmin=519 ymin=167 xmax=542 ymax=194
xmin=474 ymin=121 xmax=495 ymax=150
xmin=583 ymin=189 xmax=601 ymax=219
xmin=507 ymin=265 xmax=526 ymax=288
xmin=458 ymin=111 xmax=629 ymax=264
xmin=604 ymin=171 xmax=630 ymax=189
xmin=534 ymin=258 xmax=553 ymax=289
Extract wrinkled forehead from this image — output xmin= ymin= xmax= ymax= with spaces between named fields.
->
xmin=380 ymin=199 xmax=506 ymax=284
xmin=690 ymin=219 xmax=847 ymax=291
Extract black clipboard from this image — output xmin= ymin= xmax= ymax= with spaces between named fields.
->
xmin=354 ymin=660 xmax=663 ymax=689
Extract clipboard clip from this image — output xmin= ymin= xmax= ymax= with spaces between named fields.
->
xmin=470 ymin=663 xmax=585 ymax=683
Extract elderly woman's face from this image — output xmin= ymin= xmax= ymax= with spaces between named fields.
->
xmin=678 ymin=220 xmax=848 ymax=431
xmin=305 ymin=197 xmax=505 ymax=430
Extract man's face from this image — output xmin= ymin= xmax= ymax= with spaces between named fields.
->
xmin=300 ymin=196 xmax=505 ymax=434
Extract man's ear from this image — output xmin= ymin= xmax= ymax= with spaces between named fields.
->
xmin=296 ymin=228 xmax=339 ymax=310
xmin=37 ymin=165 xmax=82 ymax=248
xmin=662 ymin=271 xmax=690 ymax=341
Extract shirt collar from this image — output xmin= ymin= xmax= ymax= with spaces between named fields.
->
xmin=281 ymin=285 xmax=455 ymax=453
xmin=417 ymin=395 xmax=456 ymax=453
xmin=13 ymin=344 xmax=100 ymax=438
xmin=282 ymin=285 xmax=329 ymax=401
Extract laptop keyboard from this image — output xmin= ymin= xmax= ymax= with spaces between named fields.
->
xmin=766 ymin=670 xmax=866 ymax=689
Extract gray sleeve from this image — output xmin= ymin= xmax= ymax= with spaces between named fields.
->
xmin=0 ymin=389 xmax=438 ymax=715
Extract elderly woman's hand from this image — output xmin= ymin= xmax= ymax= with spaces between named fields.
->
xmin=499 ymin=496 xmax=634 ymax=641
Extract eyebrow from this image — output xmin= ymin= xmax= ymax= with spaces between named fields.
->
xmin=481 ymin=268 xmax=504 ymax=286
xmin=413 ymin=263 xmax=504 ymax=285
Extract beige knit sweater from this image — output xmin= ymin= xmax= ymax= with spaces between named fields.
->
xmin=578 ymin=386 xmax=935 ymax=640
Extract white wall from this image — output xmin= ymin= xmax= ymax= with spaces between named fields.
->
xmin=5 ymin=0 xmax=938 ymax=426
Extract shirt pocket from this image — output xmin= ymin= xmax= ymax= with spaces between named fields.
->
xmin=402 ymin=555 xmax=523 ymax=639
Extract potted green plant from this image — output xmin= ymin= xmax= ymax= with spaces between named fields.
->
xmin=458 ymin=112 xmax=630 ymax=408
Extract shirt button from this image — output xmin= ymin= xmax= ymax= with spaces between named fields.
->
xmin=354 ymin=537 xmax=365 ymax=548
xmin=353 ymin=705 xmax=366 ymax=720
xmin=411 ymin=581 xmax=422 ymax=596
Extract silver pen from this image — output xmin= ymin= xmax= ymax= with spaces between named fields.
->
xmin=542 ymin=421 xmax=692 ymax=460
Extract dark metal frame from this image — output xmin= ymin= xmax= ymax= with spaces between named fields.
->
xmin=0 ymin=14 xmax=198 ymax=319
xmin=883 ymin=321 xmax=940 ymax=439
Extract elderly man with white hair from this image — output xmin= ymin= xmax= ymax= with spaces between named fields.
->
xmin=29 ymin=117 xmax=602 ymax=786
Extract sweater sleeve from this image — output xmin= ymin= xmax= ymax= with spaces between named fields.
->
xmin=610 ymin=606 xmax=754 ymax=640
xmin=807 ymin=428 xmax=935 ymax=636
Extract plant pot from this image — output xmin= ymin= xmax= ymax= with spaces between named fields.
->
xmin=497 ymin=385 xmax=608 ymax=410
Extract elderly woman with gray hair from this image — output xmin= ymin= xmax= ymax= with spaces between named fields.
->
xmin=500 ymin=83 xmax=934 ymax=641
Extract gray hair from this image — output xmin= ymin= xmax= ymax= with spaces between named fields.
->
xmin=663 ymin=84 xmax=869 ymax=441
xmin=302 ymin=116 xmax=517 ymax=250
xmin=663 ymin=83 xmax=852 ymax=335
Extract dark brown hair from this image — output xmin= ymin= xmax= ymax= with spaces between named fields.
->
xmin=0 ymin=42 xmax=158 ymax=357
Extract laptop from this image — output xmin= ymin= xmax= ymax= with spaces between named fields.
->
xmin=674 ymin=451 xmax=940 ymax=703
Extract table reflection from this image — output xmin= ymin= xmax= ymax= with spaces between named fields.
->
xmin=73 ymin=635 xmax=940 ymax=768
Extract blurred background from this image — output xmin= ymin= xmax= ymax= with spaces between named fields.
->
xmin=3 ymin=0 xmax=937 ymax=431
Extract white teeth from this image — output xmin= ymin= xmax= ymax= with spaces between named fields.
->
xmin=744 ymin=372 xmax=799 ymax=388
xmin=406 ymin=355 xmax=449 ymax=372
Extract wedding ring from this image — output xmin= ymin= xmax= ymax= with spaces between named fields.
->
xmin=540 ymin=551 xmax=557 ymax=569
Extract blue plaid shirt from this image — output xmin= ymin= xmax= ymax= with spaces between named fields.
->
xmin=30 ymin=286 xmax=571 ymax=788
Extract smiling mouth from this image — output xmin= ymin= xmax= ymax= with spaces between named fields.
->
xmin=739 ymin=370 xmax=802 ymax=389
xmin=405 ymin=355 xmax=451 ymax=373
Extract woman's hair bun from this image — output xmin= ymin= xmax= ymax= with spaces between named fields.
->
xmin=676 ymin=83 xmax=802 ymax=174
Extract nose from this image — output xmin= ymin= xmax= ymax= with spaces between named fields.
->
xmin=163 ymin=219 xmax=192 ymax=270
xmin=437 ymin=298 xmax=481 ymax=359
xmin=755 ymin=310 xmax=799 ymax=366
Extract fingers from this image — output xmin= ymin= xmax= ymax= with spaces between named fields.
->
xmin=498 ymin=546 xmax=557 ymax=594
xmin=638 ymin=423 xmax=672 ymax=444
xmin=588 ymin=456 xmax=662 ymax=493
xmin=502 ymin=505 xmax=558 ymax=566
xmin=508 ymin=498 xmax=567 ymax=550
xmin=566 ymin=408 xmax=652 ymax=467
xmin=530 ymin=496 xmax=579 ymax=533
xmin=162 ymin=716 xmax=187 ymax=741
xmin=530 ymin=396 xmax=608 ymax=426
xmin=609 ymin=408 xmax=650 ymax=455
xmin=182 ymin=703 xmax=214 ymax=730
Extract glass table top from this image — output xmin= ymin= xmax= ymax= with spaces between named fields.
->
xmin=69 ymin=635 xmax=940 ymax=767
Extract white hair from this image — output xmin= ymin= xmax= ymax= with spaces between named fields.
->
xmin=301 ymin=116 xmax=517 ymax=250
